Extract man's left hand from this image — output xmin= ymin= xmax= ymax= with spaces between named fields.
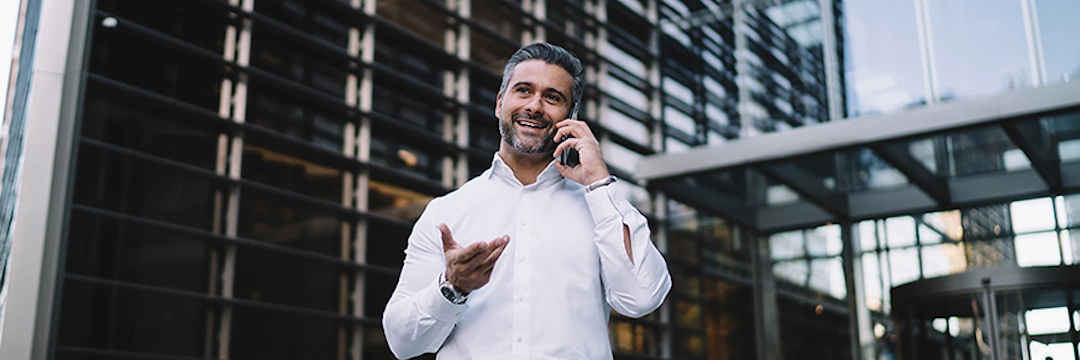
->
xmin=553 ymin=119 xmax=611 ymax=185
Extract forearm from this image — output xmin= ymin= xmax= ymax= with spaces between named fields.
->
xmin=585 ymin=185 xmax=672 ymax=318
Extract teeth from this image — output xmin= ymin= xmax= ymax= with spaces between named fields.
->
xmin=517 ymin=121 xmax=543 ymax=129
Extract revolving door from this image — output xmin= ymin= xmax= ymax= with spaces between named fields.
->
xmin=892 ymin=267 xmax=1080 ymax=360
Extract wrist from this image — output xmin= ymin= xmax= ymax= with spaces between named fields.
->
xmin=584 ymin=175 xmax=617 ymax=193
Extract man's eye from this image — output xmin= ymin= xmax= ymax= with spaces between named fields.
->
xmin=546 ymin=94 xmax=562 ymax=101
xmin=516 ymin=87 xmax=530 ymax=93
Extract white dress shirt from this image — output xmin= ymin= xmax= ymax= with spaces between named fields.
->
xmin=382 ymin=154 xmax=672 ymax=359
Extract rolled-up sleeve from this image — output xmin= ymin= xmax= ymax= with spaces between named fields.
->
xmin=584 ymin=184 xmax=672 ymax=318
xmin=382 ymin=200 xmax=466 ymax=359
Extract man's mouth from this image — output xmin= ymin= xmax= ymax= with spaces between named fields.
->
xmin=515 ymin=120 xmax=546 ymax=129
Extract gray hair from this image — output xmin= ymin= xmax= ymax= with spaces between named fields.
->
xmin=498 ymin=42 xmax=586 ymax=118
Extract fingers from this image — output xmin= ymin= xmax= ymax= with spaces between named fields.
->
xmin=554 ymin=119 xmax=596 ymax=142
xmin=456 ymin=241 xmax=489 ymax=264
xmin=439 ymin=224 xmax=457 ymax=252
xmin=552 ymin=137 xmax=580 ymax=159
xmin=479 ymin=236 xmax=509 ymax=266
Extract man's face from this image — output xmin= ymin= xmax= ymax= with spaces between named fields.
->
xmin=495 ymin=60 xmax=574 ymax=155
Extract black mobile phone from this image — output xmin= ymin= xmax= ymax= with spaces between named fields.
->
xmin=558 ymin=135 xmax=580 ymax=167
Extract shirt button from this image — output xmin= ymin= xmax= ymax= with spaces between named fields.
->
xmin=519 ymin=220 xmax=526 ymax=226
xmin=517 ymin=337 xmax=523 ymax=343
xmin=518 ymin=296 xmax=525 ymax=302
xmin=518 ymin=257 xmax=526 ymax=263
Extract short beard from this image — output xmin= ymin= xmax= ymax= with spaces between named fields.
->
xmin=499 ymin=113 xmax=556 ymax=154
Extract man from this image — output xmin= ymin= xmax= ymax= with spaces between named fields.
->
xmin=382 ymin=42 xmax=671 ymax=359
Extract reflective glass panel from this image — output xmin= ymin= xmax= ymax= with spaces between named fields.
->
xmin=843 ymin=0 xmax=926 ymax=116
xmin=1032 ymin=0 xmax=1080 ymax=85
xmin=928 ymin=0 xmax=1032 ymax=100
xmin=1014 ymin=231 xmax=1062 ymax=267
xmin=1011 ymin=197 xmax=1057 ymax=234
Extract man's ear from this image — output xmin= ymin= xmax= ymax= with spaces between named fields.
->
xmin=494 ymin=92 xmax=503 ymax=119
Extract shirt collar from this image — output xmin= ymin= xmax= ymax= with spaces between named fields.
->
xmin=488 ymin=152 xmax=564 ymax=185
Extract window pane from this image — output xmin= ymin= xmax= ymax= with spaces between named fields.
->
xmin=234 ymin=246 xmax=346 ymax=312
xmin=1010 ymin=197 xmax=1056 ymax=234
xmin=928 ymin=0 xmax=1031 ymax=100
xmin=842 ymin=0 xmax=925 ymax=116
xmin=1014 ymin=231 xmax=1062 ymax=267
xmin=57 ymin=281 xmax=208 ymax=357
xmin=230 ymin=305 xmax=343 ymax=360
xmin=81 ymin=94 xmax=220 ymax=170
xmin=366 ymin=220 xmax=411 ymax=269
xmin=770 ymin=230 xmax=805 ymax=260
xmin=72 ymin=147 xmax=215 ymax=231
xmin=368 ymin=181 xmax=434 ymax=223
xmin=1033 ymin=0 xmax=1080 ymax=85
xmin=774 ymin=260 xmax=808 ymax=285
xmin=862 ymin=253 xmax=882 ymax=311
xmin=808 ymin=257 xmax=846 ymax=299
xmin=888 ymin=247 xmax=919 ymax=286
xmin=920 ymin=242 xmax=966 ymax=279
xmin=66 ymin=212 xmax=214 ymax=293
xmin=238 ymin=190 xmax=343 ymax=256
xmin=241 ymin=144 xmax=345 ymax=203
xmin=884 ymin=216 xmax=916 ymax=248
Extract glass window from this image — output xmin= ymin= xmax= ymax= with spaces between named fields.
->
xmin=81 ymin=93 xmax=220 ymax=170
xmin=920 ymin=242 xmax=965 ymax=278
xmin=241 ymin=144 xmax=345 ymax=203
xmin=807 ymin=257 xmax=846 ymax=299
xmin=664 ymin=106 xmax=696 ymax=138
xmin=774 ymin=260 xmax=808 ymax=285
xmin=884 ymin=216 xmax=916 ymax=248
xmin=251 ymin=25 xmax=349 ymax=98
xmin=57 ymin=281 xmax=208 ymax=357
xmin=770 ymin=230 xmax=805 ymax=260
xmin=858 ymin=220 xmax=878 ymax=251
xmin=230 ymin=304 xmax=343 ymax=360
xmin=255 ymin=0 xmax=351 ymax=48
xmin=1010 ymin=197 xmax=1056 ymax=234
xmin=888 ymin=247 xmax=919 ymax=286
xmin=611 ymin=321 xmax=659 ymax=356
xmin=842 ymin=0 xmax=925 ymax=116
xmin=928 ymin=0 xmax=1031 ymax=100
xmin=376 ymin=0 xmax=447 ymax=46
xmin=601 ymin=141 xmax=642 ymax=174
xmin=368 ymin=180 xmax=434 ymax=223
xmin=1032 ymin=0 xmax=1080 ymax=85
xmin=89 ymin=26 xmax=223 ymax=111
xmin=96 ymin=0 xmax=228 ymax=52
xmin=72 ymin=147 xmax=216 ymax=231
xmin=65 ymin=213 xmax=215 ymax=293
xmin=472 ymin=0 xmax=525 ymax=41
xmin=602 ymin=106 xmax=650 ymax=145
xmin=247 ymin=87 xmax=349 ymax=151
xmin=1014 ymin=231 xmax=1062 ymax=267
xmin=862 ymin=253 xmax=883 ymax=311
xmin=234 ymin=246 xmax=346 ymax=312
xmin=237 ymin=189 xmax=343 ymax=257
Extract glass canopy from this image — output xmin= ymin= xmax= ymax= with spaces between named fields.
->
xmin=636 ymin=81 xmax=1080 ymax=233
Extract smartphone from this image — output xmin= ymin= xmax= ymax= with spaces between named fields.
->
xmin=558 ymin=135 xmax=580 ymax=167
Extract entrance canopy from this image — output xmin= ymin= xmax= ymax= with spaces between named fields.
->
xmin=635 ymin=81 xmax=1080 ymax=233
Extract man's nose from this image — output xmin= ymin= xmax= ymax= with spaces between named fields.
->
xmin=523 ymin=93 xmax=543 ymax=114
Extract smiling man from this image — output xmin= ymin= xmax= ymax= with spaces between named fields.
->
xmin=382 ymin=42 xmax=671 ymax=359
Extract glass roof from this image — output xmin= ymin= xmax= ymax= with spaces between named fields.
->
xmin=638 ymin=82 xmax=1080 ymax=233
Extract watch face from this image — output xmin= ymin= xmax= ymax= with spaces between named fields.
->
xmin=441 ymin=283 xmax=464 ymax=304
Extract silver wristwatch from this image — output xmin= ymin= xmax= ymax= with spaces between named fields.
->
xmin=439 ymin=278 xmax=468 ymax=305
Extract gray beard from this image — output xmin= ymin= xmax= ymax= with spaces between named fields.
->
xmin=499 ymin=117 xmax=557 ymax=154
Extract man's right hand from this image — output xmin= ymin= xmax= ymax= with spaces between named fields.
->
xmin=439 ymin=223 xmax=509 ymax=294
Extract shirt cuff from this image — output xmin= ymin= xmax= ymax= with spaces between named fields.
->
xmin=420 ymin=274 xmax=468 ymax=322
xmin=584 ymin=183 xmax=627 ymax=224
